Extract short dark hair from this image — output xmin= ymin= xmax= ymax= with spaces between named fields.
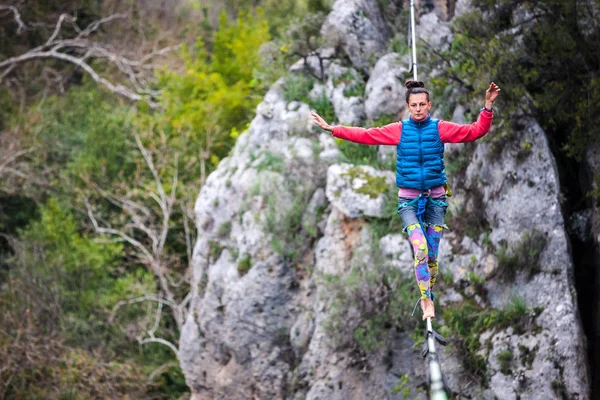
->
xmin=405 ymin=80 xmax=430 ymax=103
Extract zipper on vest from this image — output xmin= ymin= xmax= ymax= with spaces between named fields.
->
xmin=419 ymin=124 xmax=424 ymax=189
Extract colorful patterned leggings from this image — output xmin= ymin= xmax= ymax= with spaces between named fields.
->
xmin=406 ymin=223 xmax=444 ymax=299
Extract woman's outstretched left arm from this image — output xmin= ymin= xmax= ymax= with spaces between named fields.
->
xmin=439 ymin=82 xmax=500 ymax=143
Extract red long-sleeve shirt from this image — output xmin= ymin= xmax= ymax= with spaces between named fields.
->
xmin=331 ymin=110 xmax=494 ymax=145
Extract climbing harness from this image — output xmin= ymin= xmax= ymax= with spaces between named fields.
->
xmin=405 ymin=2 xmax=450 ymax=399
xmin=397 ymin=192 xmax=448 ymax=250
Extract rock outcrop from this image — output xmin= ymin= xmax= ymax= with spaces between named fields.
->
xmin=322 ymin=0 xmax=390 ymax=72
xmin=364 ymin=53 xmax=409 ymax=121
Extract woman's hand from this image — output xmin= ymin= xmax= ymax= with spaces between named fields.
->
xmin=311 ymin=112 xmax=334 ymax=132
xmin=485 ymin=82 xmax=501 ymax=109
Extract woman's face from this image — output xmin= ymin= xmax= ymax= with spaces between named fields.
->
xmin=407 ymin=93 xmax=431 ymax=121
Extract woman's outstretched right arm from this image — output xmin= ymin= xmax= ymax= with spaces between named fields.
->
xmin=311 ymin=112 xmax=401 ymax=146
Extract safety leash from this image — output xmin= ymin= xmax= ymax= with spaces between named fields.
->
xmin=416 ymin=194 xmax=434 ymax=248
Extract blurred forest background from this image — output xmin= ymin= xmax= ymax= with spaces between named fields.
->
xmin=0 ymin=0 xmax=334 ymax=398
xmin=0 ymin=0 xmax=599 ymax=398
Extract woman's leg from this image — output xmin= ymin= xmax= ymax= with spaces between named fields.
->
xmin=426 ymin=225 xmax=444 ymax=297
xmin=406 ymin=223 xmax=432 ymax=300
xmin=398 ymin=197 xmax=434 ymax=319
xmin=423 ymin=194 xmax=448 ymax=302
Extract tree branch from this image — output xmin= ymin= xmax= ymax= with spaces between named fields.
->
xmin=85 ymin=198 xmax=155 ymax=262
xmin=139 ymin=337 xmax=179 ymax=359
xmin=46 ymin=13 xmax=72 ymax=45
xmin=147 ymin=362 xmax=178 ymax=382
xmin=109 ymin=295 xmax=181 ymax=359
xmin=420 ymin=40 xmax=473 ymax=90
xmin=86 ymin=135 xmax=188 ymax=329
xmin=77 ymin=13 xmax=127 ymax=39
xmin=0 ymin=63 xmax=16 ymax=83
xmin=0 ymin=10 xmax=178 ymax=107
xmin=134 ymin=133 xmax=167 ymax=204
xmin=0 ymin=5 xmax=26 ymax=34
xmin=0 ymin=147 xmax=35 ymax=177
xmin=180 ymin=200 xmax=193 ymax=266
xmin=0 ymin=48 xmax=151 ymax=103
xmin=109 ymin=294 xmax=181 ymax=323
xmin=42 ymin=66 xmax=65 ymax=96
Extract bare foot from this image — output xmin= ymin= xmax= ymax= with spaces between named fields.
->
xmin=420 ymin=298 xmax=435 ymax=320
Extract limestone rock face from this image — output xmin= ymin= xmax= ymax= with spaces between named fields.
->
xmin=322 ymin=0 xmax=389 ymax=72
xmin=364 ymin=53 xmax=409 ymax=121
xmin=179 ymin=79 xmax=341 ymax=399
xmin=325 ymin=64 xmax=366 ymax=126
xmin=325 ymin=163 xmax=395 ymax=218
xmin=180 ymin=1 xmax=591 ymax=399
xmin=433 ymin=0 xmax=456 ymax=21
xmin=417 ymin=11 xmax=453 ymax=50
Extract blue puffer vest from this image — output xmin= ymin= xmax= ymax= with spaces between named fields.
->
xmin=396 ymin=115 xmax=446 ymax=190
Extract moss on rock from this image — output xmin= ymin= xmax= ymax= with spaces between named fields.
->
xmin=343 ymin=167 xmax=389 ymax=199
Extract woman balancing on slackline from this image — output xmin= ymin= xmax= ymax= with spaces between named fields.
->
xmin=312 ymin=80 xmax=501 ymax=320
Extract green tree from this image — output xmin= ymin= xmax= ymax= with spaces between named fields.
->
xmin=6 ymin=198 xmax=123 ymax=335
xmin=29 ymin=84 xmax=135 ymax=188
xmin=434 ymin=0 xmax=600 ymax=159
xmin=153 ymin=8 xmax=270 ymax=182
xmin=1 ymin=197 xmax=188 ymax=398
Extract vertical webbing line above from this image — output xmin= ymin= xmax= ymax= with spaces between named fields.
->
xmin=409 ymin=0 xmax=418 ymax=80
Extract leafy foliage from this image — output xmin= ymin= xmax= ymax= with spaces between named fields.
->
xmin=441 ymin=297 xmax=541 ymax=383
xmin=261 ymin=10 xmax=339 ymax=83
xmin=497 ymin=229 xmax=548 ymax=281
xmin=0 ymin=337 xmax=151 ymax=400
xmin=325 ymin=263 xmax=419 ymax=355
xmin=283 ymin=72 xmax=315 ymax=103
xmin=264 ymin=182 xmax=318 ymax=264
xmin=0 ymin=199 xmax=187 ymax=398
xmin=9 ymin=199 xmax=122 ymax=325
xmin=151 ymin=9 xmax=270 ymax=184
xmin=337 ymin=139 xmax=380 ymax=167
xmin=29 ymin=84 xmax=135 ymax=188
xmin=237 ymin=253 xmax=252 ymax=275
xmin=308 ymin=89 xmax=336 ymax=122
xmin=497 ymin=348 xmax=514 ymax=375
xmin=0 ymin=2 xmax=285 ymax=397
xmin=434 ymin=0 xmax=600 ymax=161
xmin=342 ymin=167 xmax=389 ymax=198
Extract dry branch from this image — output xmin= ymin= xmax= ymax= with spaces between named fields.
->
xmin=0 ymin=147 xmax=35 ymax=177
xmin=85 ymin=132 xmax=192 ymax=358
xmin=0 ymin=8 xmax=180 ymax=106
xmin=0 ymin=5 xmax=26 ymax=34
